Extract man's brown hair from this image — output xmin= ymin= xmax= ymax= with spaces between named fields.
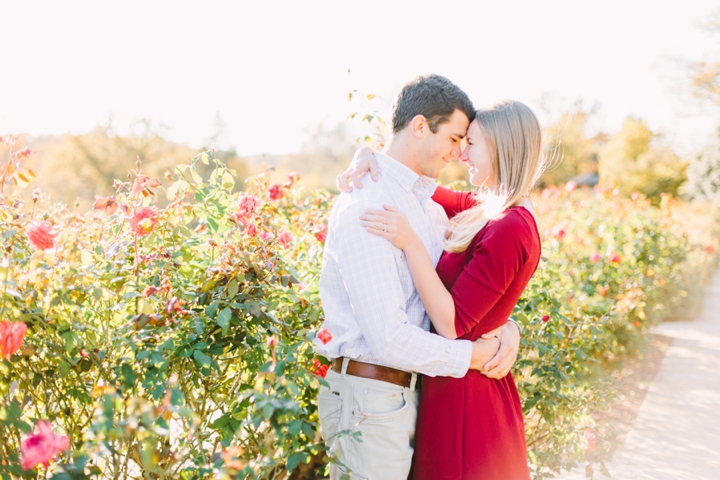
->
xmin=391 ymin=74 xmax=475 ymax=134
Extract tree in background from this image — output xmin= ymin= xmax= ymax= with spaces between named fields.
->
xmin=688 ymin=11 xmax=720 ymax=109
xmin=22 ymin=121 xmax=249 ymax=208
xmin=685 ymin=129 xmax=720 ymax=203
xmin=598 ymin=117 xmax=687 ymax=201
xmin=540 ymin=109 xmax=603 ymax=187
xmin=683 ymin=9 xmax=720 ymax=203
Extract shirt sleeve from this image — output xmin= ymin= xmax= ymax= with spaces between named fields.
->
xmin=451 ymin=213 xmax=532 ymax=338
xmin=431 ymin=186 xmax=478 ymax=218
xmin=333 ymin=200 xmax=472 ymax=377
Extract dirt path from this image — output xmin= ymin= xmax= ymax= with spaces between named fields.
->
xmin=556 ymin=267 xmax=720 ymax=479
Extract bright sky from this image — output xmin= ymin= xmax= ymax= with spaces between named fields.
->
xmin=2 ymin=1 xmax=719 ymax=156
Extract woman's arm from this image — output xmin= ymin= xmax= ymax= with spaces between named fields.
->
xmin=337 ymin=147 xmax=479 ymax=219
xmin=361 ymin=206 xmax=533 ymax=340
xmin=431 ymin=186 xmax=477 ymax=218
xmin=360 ymin=206 xmax=458 ymax=338
xmin=337 ymin=146 xmax=379 ymax=192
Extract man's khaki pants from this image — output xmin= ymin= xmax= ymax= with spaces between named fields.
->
xmin=317 ymin=359 xmax=420 ymax=480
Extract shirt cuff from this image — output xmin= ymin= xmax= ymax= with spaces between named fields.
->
xmin=448 ymin=339 xmax=473 ymax=378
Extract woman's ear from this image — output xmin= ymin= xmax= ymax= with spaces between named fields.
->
xmin=410 ymin=115 xmax=426 ymax=139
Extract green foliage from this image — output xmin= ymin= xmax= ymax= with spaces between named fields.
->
xmin=598 ymin=118 xmax=687 ymax=201
xmin=1 ymin=140 xmax=718 ymax=479
xmin=684 ymin=129 xmax=720 ymax=203
xmin=519 ymin=185 xmax=716 ymax=477
xmin=1 ymin=148 xmax=330 ymax=478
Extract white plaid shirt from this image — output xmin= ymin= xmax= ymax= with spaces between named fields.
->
xmin=314 ymin=152 xmax=472 ymax=377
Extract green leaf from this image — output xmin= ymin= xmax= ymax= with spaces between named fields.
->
xmin=286 ymin=453 xmax=299 ymax=471
xmin=227 ymin=279 xmax=239 ymax=298
xmin=288 ymin=419 xmax=302 ymax=435
xmin=193 ymin=350 xmax=212 ymax=367
xmin=217 ymin=307 xmax=232 ymax=334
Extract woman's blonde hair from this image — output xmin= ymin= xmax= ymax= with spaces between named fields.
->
xmin=444 ymin=100 xmax=545 ymax=253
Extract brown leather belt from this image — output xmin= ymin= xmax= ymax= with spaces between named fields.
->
xmin=331 ymin=358 xmax=421 ymax=389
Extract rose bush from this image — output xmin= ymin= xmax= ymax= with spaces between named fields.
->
xmin=0 ymin=137 xmax=718 ymax=479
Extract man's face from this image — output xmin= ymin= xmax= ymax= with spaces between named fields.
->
xmin=418 ymin=109 xmax=470 ymax=179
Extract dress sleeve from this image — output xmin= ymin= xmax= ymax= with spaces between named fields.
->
xmin=450 ymin=212 xmax=532 ymax=337
xmin=431 ymin=186 xmax=477 ymax=219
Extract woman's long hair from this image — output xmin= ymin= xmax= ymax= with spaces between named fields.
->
xmin=444 ymin=100 xmax=546 ymax=253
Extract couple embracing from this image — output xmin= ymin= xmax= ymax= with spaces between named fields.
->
xmin=313 ymin=74 xmax=545 ymax=480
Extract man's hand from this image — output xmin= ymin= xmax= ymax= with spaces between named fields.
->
xmin=480 ymin=321 xmax=521 ymax=379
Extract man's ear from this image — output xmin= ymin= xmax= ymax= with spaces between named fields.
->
xmin=410 ymin=115 xmax=426 ymax=139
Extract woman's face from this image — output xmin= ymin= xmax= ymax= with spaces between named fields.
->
xmin=459 ymin=120 xmax=496 ymax=188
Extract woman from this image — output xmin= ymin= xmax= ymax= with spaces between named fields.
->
xmin=342 ymin=100 xmax=544 ymax=479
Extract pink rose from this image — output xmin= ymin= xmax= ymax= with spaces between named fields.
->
xmin=609 ymin=253 xmax=621 ymax=264
xmin=26 ymin=221 xmax=58 ymax=250
xmin=0 ymin=321 xmax=28 ymax=359
xmin=234 ymin=195 xmax=262 ymax=225
xmin=590 ymin=252 xmax=601 ymax=263
xmin=277 ymin=229 xmax=293 ymax=249
xmin=268 ymin=183 xmax=284 ymax=200
xmin=284 ymin=171 xmax=301 ymax=188
xmin=129 ymin=207 xmax=158 ymax=236
xmin=707 ymin=245 xmax=715 ymax=254
xmin=317 ymin=328 xmax=333 ymax=345
xmin=246 ymin=223 xmax=258 ymax=237
xmin=92 ymin=195 xmax=119 ymax=215
xmin=565 ymin=180 xmax=578 ymax=193
xmin=20 ymin=421 xmax=69 ymax=470
xmin=315 ymin=224 xmax=328 ymax=244
xmin=583 ymin=429 xmax=596 ymax=451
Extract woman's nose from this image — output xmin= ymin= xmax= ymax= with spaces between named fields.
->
xmin=459 ymin=146 xmax=469 ymax=162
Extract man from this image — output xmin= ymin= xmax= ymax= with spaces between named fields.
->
xmin=314 ymin=74 xmax=522 ymax=479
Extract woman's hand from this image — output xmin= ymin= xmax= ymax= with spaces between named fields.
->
xmin=337 ymin=146 xmax=379 ymax=192
xmin=360 ymin=205 xmax=420 ymax=250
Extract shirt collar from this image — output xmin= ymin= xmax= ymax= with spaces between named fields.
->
xmin=374 ymin=152 xmax=438 ymax=201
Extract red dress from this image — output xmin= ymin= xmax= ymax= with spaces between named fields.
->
xmin=410 ymin=187 xmax=540 ymax=480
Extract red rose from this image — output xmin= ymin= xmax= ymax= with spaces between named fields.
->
xmin=0 ymin=321 xmax=28 ymax=359
xmin=26 ymin=221 xmax=59 ymax=251
xmin=310 ymin=358 xmax=329 ymax=378
xmin=268 ymin=183 xmax=284 ymax=200
xmin=541 ymin=315 xmax=550 ymax=323
xmin=129 ymin=207 xmax=158 ymax=236
xmin=317 ymin=328 xmax=333 ymax=344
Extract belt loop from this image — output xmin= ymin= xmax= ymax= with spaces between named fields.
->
xmin=409 ymin=372 xmax=417 ymax=392
xmin=340 ymin=357 xmax=350 ymax=377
